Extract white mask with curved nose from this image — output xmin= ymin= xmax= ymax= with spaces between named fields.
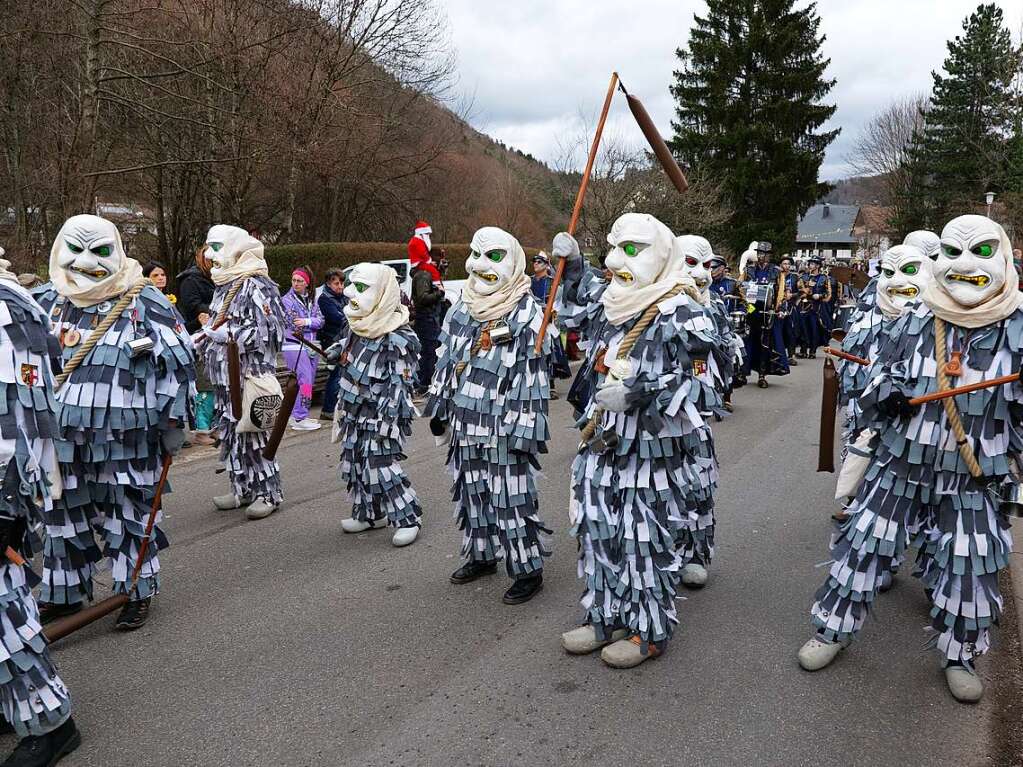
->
xmin=676 ymin=235 xmax=714 ymax=305
xmin=934 ymin=215 xmax=1005 ymax=307
xmin=876 ymin=244 xmax=931 ymax=318
xmin=601 ymin=213 xmax=687 ymax=326
xmin=343 ymin=263 xmax=385 ymax=320
xmin=466 ymin=227 xmax=522 ymax=297
xmin=49 ymin=214 xmax=144 ymax=307
xmin=903 ymin=230 xmax=940 ymax=260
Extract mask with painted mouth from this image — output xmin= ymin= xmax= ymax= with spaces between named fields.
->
xmin=676 ymin=234 xmax=715 ymax=305
xmin=876 ymin=244 xmax=931 ymax=317
xmin=466 ymin=227 xmax=522 ymax=297
xmin=54 ymin=215 xmax=123 ymax=290
xmin=934 ymin=215 xmax=1005 ymax=307
xmin=204 ymin=224 xmax=264 ymax=284
xmin=343 ymin=263 xmax=384 ymax=320
xmin=604 ymin=213 xmax=676 ymax=291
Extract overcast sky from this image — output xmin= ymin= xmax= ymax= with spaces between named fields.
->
xmin=443 ymin=0 xmax=1023 ymax=181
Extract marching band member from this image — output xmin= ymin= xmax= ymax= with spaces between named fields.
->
xmin=554 ymin=215 xmax=724 ymax=668
xmin=796 ymin=257 xmax=831 ymax=357
xmin=0 ymin=259 xmax=81 ymax=764
xmin=426 ymin=227 xmax=553 ymax=605
xmin=799 ymin=215 xmax=1021 ymax=704
xmin=741 ymin=244 xmax=789 ymax=388
xmin=329 ymin=263 xmax=422 ymax=546
xmin=779 ymin=256 xmax=802 ymax=364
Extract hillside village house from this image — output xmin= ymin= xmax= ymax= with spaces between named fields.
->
xmin=795 ymin=203 xmax=860 ymax=261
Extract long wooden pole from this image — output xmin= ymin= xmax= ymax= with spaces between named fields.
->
xmin=535 ymin=72 xmax=619 ymax=354
xmin=822 ymin=347 xmax=870 ymax=366
xmin=909 ymin=372 xmax=1020 ymax=406
xmin=45 ymin=454 xmax=173 ymax=643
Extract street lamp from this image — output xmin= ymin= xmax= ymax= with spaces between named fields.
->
xmin=986 ymin=191 xmax=995 ymax=218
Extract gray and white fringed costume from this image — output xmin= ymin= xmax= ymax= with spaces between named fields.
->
xmin=559 ymin=217 xmax=726 ymax=655
xmin=426 ymin=229 xmax=553 ymax=579
xmin=0 ymin=278 xmax=72 ymax=737
xmin=36 ymin=273 xmax=194 ymax=605
xmin=204 ymin=275 xmax=286 ymax=505
xmin=331 ymin=263 xmax=422 ymax=531
xmin=811 ymin=216 xmax=1020 ymax=671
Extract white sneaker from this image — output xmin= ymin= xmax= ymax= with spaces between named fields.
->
xmin=392 ymin=526 xmax=420 ymax=547
xmin=290 ymin=418 xmax=322 ymax=432
xmin=213 ymin=494 xmax=251 ymax=510
xmin=681 ymin=563 xmax=709 ymax=588
xmin=561 ymin=625 xmax=628 ymax=655
xmin=945 ymin=665 xmax=984 ymax=703
xmin=245 ymin=498 xmax=279 ymax=520
xmin=341 ymin=517 xmax=388 ymax=534
xmin=797 ymin=637 xmax=844 ymax=671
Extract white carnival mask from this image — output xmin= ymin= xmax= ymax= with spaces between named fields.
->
xmin=605 ymin=213 xmax=676 ymax=290
xmin=343 ymin=263 xmax=385 ymax=319
xmin=903 ymin=230 xmax=940 ymax=260
xmin=54 ymin=214 xmax=125 ymax=291
xmin=935 ymin=215 xmax=1006 ymax=307
xmin=466 ymin=227 xmax=523 ymax=297
xmin=205 ymin=224 xmax=256 ymax=280
xmin=877 ymin=244 xmax=930 ymax=310
xmin=677 ymin=235 xmax=715 ymax=303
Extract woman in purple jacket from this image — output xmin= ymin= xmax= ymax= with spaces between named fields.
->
xmin=282 ymin=266 xmax=325 ymax=430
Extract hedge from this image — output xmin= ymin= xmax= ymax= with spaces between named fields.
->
xmin=264 ymin=241 xmax=544 ymax=286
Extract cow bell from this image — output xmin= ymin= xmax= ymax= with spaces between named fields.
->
xmin=998 ymin=481 xmax=1023 ymax=518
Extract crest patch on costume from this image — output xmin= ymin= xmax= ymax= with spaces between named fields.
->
xmin=249 ymin=393 xmax=283 ymax=431
xmin=20 ymin=363 xmax=39 ymax=386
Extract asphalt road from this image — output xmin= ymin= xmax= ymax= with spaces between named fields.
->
xmin=15 ymin=357 xmax=1022 ymax=767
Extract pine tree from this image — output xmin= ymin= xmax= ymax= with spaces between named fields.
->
xmin=669 ymin=0 xmax=838 ymax=255
xmin=902 ymin=3 xmax=1020 ymax=227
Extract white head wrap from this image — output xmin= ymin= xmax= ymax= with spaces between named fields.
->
xmin=206 ymin=225 xmax=270 ymax=286
xmin=343 ymin=262 xmax=410 ymax=339
xmin=461 ymin=227 xmax=532 ymax=322
xmin=49 ymin=215 xmax=145 ymax=307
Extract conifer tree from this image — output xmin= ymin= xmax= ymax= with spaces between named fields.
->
xmin=902 ymin=3 xmax=1020 ymax=227
xmin=670 ymin=0 xmax=838 ymax=254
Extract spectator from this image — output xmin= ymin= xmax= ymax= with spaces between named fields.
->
xmin=317 ymin=267 xmax=348 ymax=421
xmin=176 ymin=247 xmax=217 ymax=446
xmin=282 ymin=266 xmax=324 ymax=430
xmin=529 ymin=252 xmax=571 ymax=398
xmin=143 ymin=261 xmax=176 ymax=305
xmin=409 ymin=221 xmax=446 ymax=397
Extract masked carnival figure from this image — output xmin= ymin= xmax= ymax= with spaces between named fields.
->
xmin=327 ymin=263 xmax=422 ymax=547
xmin=832 ymin=244 xmax=932 ymax=531
xmin=201 ymin=225 xmax=287 ymax=520
xmin=35 ymin=215 xmax=195 ymax=631
xmin=799 ymin=215 xmax=1022 ymax=704
xmin=740 ymin=242 xmax=789 ymax=387
xmin=674 ymin=234 xmax=735 ymax=583
xmin=425 ymin=227 xmax=553 ymax=605
xmin=0 ymin=259 xmax=82 ymax=765
xmin=554 ymin=214 xmax=724 ymax=669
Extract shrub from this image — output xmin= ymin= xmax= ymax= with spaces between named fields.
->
xmin=264 ymin=241 xmax=544 ymax=286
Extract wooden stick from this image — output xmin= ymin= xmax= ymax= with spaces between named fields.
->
xmin=292 ymin=334 xmax=328 ymax=360
xmin=823 ymin=347 xmax=870 ymax=366
xmin=909 ymin=372 xmax=1020 ymax=406
xmin=5 ymin=547 xmax=25 ymax=567
xmin=535 ymin=72 xmax=619 ymax=354
xmin=45 ymin=454 xmax=173 ymax=643
xmin=620 ymin=82 xmax=689 ymax=194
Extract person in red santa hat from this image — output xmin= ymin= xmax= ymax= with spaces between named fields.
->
xmin=408 ymin=220 xmax=448 ymax=396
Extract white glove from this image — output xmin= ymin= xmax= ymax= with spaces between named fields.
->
xmin=203 ymin=325 xmax=230 ymax=344
xmin=552 ymin=232 xmax=581 ymax=263
xmin=595 ymin=380 xmax=629 ymax=413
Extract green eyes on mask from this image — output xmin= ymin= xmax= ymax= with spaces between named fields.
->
xmin=65 ymin=241 xmax=112 ymax=257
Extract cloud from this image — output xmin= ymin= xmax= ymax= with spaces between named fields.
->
xmin=444 ymin=0 xmax=1023 ymax=181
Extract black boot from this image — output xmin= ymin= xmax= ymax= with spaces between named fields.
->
xmin=2 ymin=717 xmax=81 ymax=767
xmin=502 ymin=574 xmax=543 ymax=605
xmin=449 ymin=561 xmax=497 ymax=584
xmin=757 ymin=376 xmax=768 ymax=389
xmin=37 ymin=603 xmax=81 ymax=626
xmin=115 ymin=597 xmax=151 ymax=631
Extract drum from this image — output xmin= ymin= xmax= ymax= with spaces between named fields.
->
xmin=729 ymin=311 xmax=748 ymax=337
